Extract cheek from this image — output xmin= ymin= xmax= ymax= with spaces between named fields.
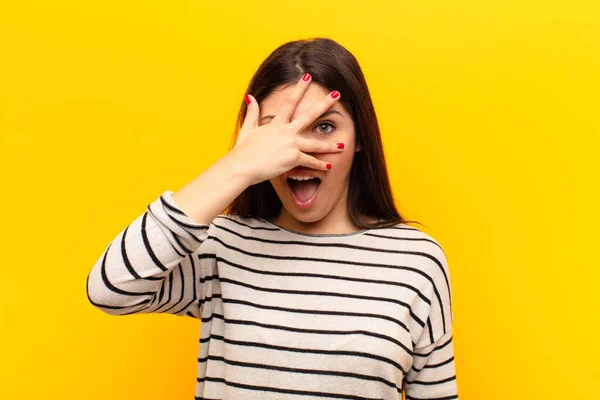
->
xmin=318 ymin=149 xmax=355 ymax=184
xmin=269 ymin=177 xmax=285 ymax=191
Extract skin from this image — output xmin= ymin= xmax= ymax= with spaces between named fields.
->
xmin=259 ymin=82 xmax=364 ymax=235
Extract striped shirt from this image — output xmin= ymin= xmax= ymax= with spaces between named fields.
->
xmin=86 ymin=190 xmax=459 ymax=400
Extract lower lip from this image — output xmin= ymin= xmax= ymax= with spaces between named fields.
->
xmin=288 ymin=181 xmax=321 ymax=209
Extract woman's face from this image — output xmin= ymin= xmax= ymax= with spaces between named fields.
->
xmin=260 ymin=82 xmax=360 ymax=224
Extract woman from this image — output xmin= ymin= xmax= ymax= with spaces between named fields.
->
xmin=86 ymin=38 xmax=458 ymax=400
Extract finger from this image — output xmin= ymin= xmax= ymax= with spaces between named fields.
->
xmin=289 ymin=90 xmax=340 ymax=133
xmin=297 ymin=152 xmax=332 ymax=171
xmin=297 ymin=137 xmax=344 ymax=154
xmin=271 ymin=73 xmax=312 ymax=124
xmin=241 ymin=94 xmax=259 ymax=130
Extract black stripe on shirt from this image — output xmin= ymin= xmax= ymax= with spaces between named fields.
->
xmin=198 ymin=376 xmax=386 ymax=400
xmin=216 ymin=275 xmax=425 ymax=328
xmin=209 ymin=253 xmax=430 ymax=305
xmin=197 ymin=354 xmax=402 ymax=392
xmin=100 ymin=242 xmax=157 ymax=297
xmin=221 ymin=296 xmax=415 ymax=348
xmin=198 ymin=323 xmax=409 ymax=374
xmin=121 ymin=225 xmax=161 ymax=281
xmin=140 ymin=212 xmax=168 ymax=272
xmin=405 ymin=394 xmax=458 ymax=400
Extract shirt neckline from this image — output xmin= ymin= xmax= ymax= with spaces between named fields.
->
xmin=257 ymin=217 xmax=374 ymax=238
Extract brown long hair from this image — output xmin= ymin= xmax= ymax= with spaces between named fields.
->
xmin=225 ymin=38 xmax=421 ymax=229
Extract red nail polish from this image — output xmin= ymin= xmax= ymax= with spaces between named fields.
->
xmin=326 ymin=163 xmax=332 ymax=170
xmin=337 ymin=142 xmax=344 ymax=149
xmin=245 ymin=94 xmax=251 ymax=105
xmin=330 ymin=90 xmax=340 ymax=99
xmin=302 ymin=73 xmax=311 ymax=81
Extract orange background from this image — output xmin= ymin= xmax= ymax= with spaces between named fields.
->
xmin=1 ymin=1 xmax=599 ymax=399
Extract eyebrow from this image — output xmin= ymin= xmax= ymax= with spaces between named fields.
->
xmin=259 ymin=109 xmax=343 ymax=123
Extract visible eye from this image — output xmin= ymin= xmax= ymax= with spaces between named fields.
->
xmin=313 ymin=121 xmax=335 ymax=135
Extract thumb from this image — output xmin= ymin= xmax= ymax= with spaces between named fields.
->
xmin=241 ymin=94 xmax=259 ymax=131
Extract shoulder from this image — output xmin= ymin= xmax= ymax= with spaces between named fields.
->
xmin=371 ymin=222 xmax=446 ymax=254
xmin=370 ymin=222 xmax=451 ymax=286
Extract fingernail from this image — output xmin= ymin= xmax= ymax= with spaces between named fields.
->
xmin=330 ymin=90 xmax=340 ymax=99
xmin=326 ymin=163 xmax=332 ymax=170
xmin=245 ymin=94 xmax=251 ymax=105
xmin=337 ymin=142 xmax=344 ymax=149
xmin=302 ymin=73 xmax=311 ymax=81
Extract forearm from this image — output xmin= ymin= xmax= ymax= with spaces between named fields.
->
xmin=171 ymin=151 xmax=251 ymax=225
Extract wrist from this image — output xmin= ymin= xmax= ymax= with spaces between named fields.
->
xmin=220 ymin=149 xmax=255 ymax=187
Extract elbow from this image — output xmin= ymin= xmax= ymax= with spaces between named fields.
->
xmin=85 ymin=269 xmax=156 ymax=316
xmin=85 ymin=271 xmax=124 ymax=316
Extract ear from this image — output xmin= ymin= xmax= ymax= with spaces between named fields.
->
xmin=355 ymin=140 xmax=361 ymax=152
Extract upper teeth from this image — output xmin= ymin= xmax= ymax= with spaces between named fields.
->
xmin=289 ymin=176 xmax=316 ymax=181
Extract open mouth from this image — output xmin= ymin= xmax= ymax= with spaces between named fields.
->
xmin=286 ymin=176 xmax=321 ymax=208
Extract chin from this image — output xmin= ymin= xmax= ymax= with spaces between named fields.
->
xmin=282 ymin=203 xmax=328 ymax=223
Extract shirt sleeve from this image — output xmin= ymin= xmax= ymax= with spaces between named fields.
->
xmin=402 ymin=247 xmax=459 ymax=400
xmin=85 ymin=190 xmax=216 ymax=318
